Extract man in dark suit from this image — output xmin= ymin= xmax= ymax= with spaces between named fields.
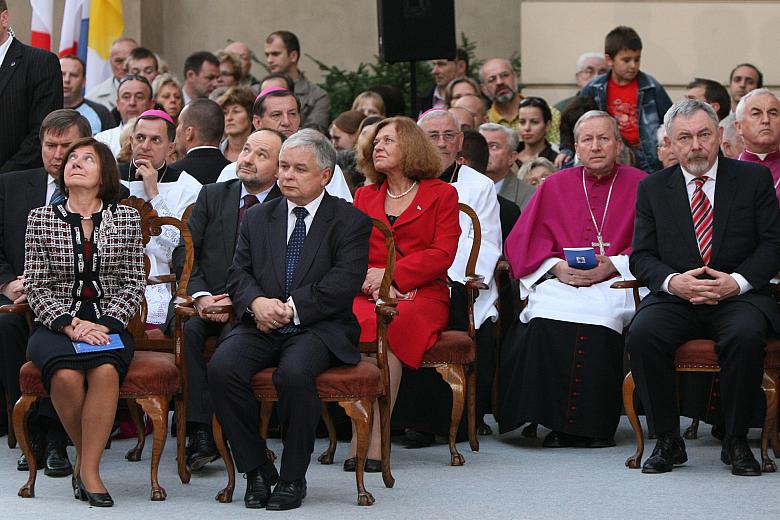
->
xmin=208 ymin=129 xmax=371 ymax=510
xmin=171 ymin=99 xmax=230 ymax=184
xmin=0 ymin=110 xmax=108 ymax=476
xmin=174 ymin=129 xmax=284 ymax=471
xmin=627 ymin=99 xmax=780 ymax=476
xmin=417 ymin=48 xmax=468 ymax=115
xmin=0 ymin=1 xmax=64 ymax=173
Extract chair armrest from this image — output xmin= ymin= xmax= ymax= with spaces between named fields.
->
xmin=204 ymin=303 xmax=234 ymax=315
xmin=0 ymin=303 xmax=31 ymax=314
xmin=148 ymin=274 xmax=177 ymax=285
xmin=173 ymin=296 xmax=197 ymax=317
xmin=610 ymin=280 xmax=646 ymax=289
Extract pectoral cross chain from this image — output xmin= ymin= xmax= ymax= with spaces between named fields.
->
xmin=592 ymin=234 xmax=610 ymax=256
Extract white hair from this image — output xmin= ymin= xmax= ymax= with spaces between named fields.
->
xmin=656 ymin=126 xmax=667 ymax=145
xmin=719 ymin=113 xmax=738 ymax=145
xmin=281 ymin=128 xmax=336 ymax=172
xmin=576 ymin=52 xmax=604 ymax=73
xmin=573 ymin=110 xmax=620 ymax=142
xmin=479 ymin=123 xmax=519 ymax=152
xmin=417 ymin=109 xmax=460 ymax=130
xmin=663 ymin=99 xmax=719 ymax=136
xmin=735 ymin=87 xmax=780 ymax=121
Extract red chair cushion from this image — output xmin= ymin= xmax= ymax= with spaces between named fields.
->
xmin=144 ymin=328 xmax=167 ymax=341
xmin=251 ymin=360 xmax=383 ymax=400
xmin=19 ymin=351 xmax=180 ymax=397
xmin=420 ymin=330 xmax=475 ymax=366
xmin=675 ymin=338 xmax=780 ymax=370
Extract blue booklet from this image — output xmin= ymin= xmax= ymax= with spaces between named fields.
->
xmin=563 ymin=247 xmax=598 ymax=270
xmin=72 ymin=333 xmax=125 ymax=354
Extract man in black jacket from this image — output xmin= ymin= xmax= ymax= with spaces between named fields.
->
xmin=627 ymin=99 xmax=780 ymax=476
xmin=174 ymin=128 xmax=284 ymax=471
xmin=0 ymin=1 xmax=63 ymax=173
xmin=171 ymin=99 xmax=230 ymax=184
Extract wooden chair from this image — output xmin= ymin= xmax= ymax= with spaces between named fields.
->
xmin=8 ymin=196 xmax=195 ymax=500
xmin=612 ymin=279 xmax=780 ymax=472
xmin=176 ymin=218 xmax=398 ymax=506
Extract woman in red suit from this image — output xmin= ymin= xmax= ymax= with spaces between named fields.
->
xmin=344 ymin=116 xmax=461 ymax=471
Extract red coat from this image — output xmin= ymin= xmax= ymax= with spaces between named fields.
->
xmin=352 ymin=178 xmax=460 ymax=368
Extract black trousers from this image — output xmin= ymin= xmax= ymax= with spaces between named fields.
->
xmin=626 ymin=300 xmax=767 ymax=437
xmin=208 ymin=325 xmax=334 ymax=481
xmin=183 ymin=316 xmax=230 ymax=425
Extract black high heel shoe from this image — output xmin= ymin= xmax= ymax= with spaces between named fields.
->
xmin=78 ymin=477 xmax=114 ymax=507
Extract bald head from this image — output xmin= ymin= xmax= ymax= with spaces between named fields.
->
xmin=449 ymin=106 xmax=475 ymax=130
xmin=453 ymin=95 xmax=487 ymax=125
xmin=225 ymin=41 xmax=252 ymax=78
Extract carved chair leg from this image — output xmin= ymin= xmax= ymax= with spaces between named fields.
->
xmin=258 ymin=400 xmax=276 ymax=462
xmin=125 ymin=398 xmax=146 ymax=462
xmin=174 ymin=397 xmax=190 ymax=483
xmin=318 ymin=402 xmax=337 ymax=464
xmin=761 ymin=371 xmax=778 ymax=472
xmin=14 ymin=395 xmax=39 ymax=498
xmin=683 ymin=418 xmax=700 ymax=440
xmin=137 ymin=396 xmax=169 ymax=501
xmin=434 ymin=364 xmax=466 ymax=466
xmin=770 ymin=369 xmax=780 ymax=458
xmin=466 ymin=363 xmax=479 ymax=452
xmin=339 ymin=398 xmax=375 ymax=506
xmin=6 ymin=392 xmax=17 ymax=448
xmin=212 ymin=414 xmax=235 ymax=503
xmin=377 ymin=393 xmax=395 ymax=489
xmin=623 ymin=372 xmax=644 ymax=469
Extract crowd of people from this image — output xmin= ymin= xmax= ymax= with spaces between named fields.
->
xmin=2 ymin=0 xmax=780 ymax=509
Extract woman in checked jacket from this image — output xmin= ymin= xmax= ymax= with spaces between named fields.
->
xmin=24 ymin=137 xmax=145 ymax=507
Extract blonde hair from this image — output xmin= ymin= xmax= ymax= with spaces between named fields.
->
xmin=351 ymin=91 xmax=386 ymax=117
xmin=357 ymin=116 xmax=442 ymax=183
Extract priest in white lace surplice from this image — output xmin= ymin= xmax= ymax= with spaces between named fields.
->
xmin=119 ymin=110 xmax=201 ymax=325
xmin=499 ymin=111 xmax=647 ymax=447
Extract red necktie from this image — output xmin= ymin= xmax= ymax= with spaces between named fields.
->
xmin=238 ymin=194 xmax=259 ymax=228
xmin=691 ymin=176 xmax=713 ymax=264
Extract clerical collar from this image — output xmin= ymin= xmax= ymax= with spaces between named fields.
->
xmin=582 ymin=164 xmax=618 ymax=182
xmin=129 ymin=159 xmax=170 ymax=183
xmin=439 ymin=161 xmax=460 ymax=184
xmin=744 ymin=149 xmax=780 ymax=162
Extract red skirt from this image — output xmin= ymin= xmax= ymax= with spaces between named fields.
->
xmin=353 ymin=293 xmax=449 ymax=369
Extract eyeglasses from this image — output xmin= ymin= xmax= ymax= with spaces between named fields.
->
xmin=427 ymin=131 xmax=460 ymax=143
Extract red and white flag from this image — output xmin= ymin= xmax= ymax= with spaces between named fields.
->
xmin=59 ymin=0 xmax=91 ymax=59
xmin=29 ymin=0 xmax=54 ymax=51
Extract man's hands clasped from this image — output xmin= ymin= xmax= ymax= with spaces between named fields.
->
xmin=551 ymin=255 xmax=618 ymax=287
xmin=249 ymin=297 xmax=294 ymax=333
xmin=668 ymin=266 xmax=740 ymax=305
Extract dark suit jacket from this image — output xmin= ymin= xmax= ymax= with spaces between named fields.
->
xmin=0 ymin=39 xmax=63 ymax=173
xmin=497 ymin=195 xmax=521 ymax=245
xmin=225 ymin=192 xmax=371 ymax=364
xmin=171 ymin=147 xmax=231 ymax=185
xmin=0 ymin=167 xmax=129 ymax=286
xmin=630 ymin=158 xmax=780 ymax=331
xmin=179 ymin=179 xmax=282 ymax=297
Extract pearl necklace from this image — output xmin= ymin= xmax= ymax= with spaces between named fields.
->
xmin=66 ymin=200 xmax=101 ymax=220
xmin=386 ymin=181 xmax=418 ymax=199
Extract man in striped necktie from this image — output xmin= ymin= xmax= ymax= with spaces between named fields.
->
xmin=627 ymin=99 xmax=780 ymax=477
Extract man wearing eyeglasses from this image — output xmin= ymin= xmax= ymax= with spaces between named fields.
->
xmin=480 ymin=58 xmax=561 ymax=144
xmin=398 ymin=109 xmax=502 ymax=442
xmin=95 ymin=75 xmax=155 ymax=157
xmin=554 ymin=52 xmax=609 ymax=113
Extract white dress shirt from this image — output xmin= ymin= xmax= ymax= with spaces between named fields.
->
xmin=46 ymin=173 xmax=57 ymax=205
xmin=0 ymin=35 xmax=13 ymax=69
xmin=661 ymin=159 xmax=751 ymax=295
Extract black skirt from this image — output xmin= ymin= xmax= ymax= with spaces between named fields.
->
xmin=498 ymin=318 xmax=624 ymax=439
xmin=27 ymin=323 xmax=134 ymax=393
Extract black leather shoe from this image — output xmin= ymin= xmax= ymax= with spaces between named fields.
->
xmin=44 ymin=441 xmax=73 ymax=477
xmin=642 ymin=435 xmax=687 ymax=473
xmin=711 ymin=424 xmax=725 ymax=441
xmin=721 ymin=436 xmax=761 ymax=476
xmin=543 ymin=431 xmax=590 ymax=448
xmin=244 ymin=462 xmax=279 ymax=509
xmin=342 ymin=457 xmax=382 ymax=473
xmin=266 ymin=479 xmax=306 ymax=511
xmin=402 ymin=429 xmax=434 ymax=449
xmin=17 ymin=441 xmax=45 ymax=471
xmin=585 ymin=437 xmax=616 ymax=448
xmin=187 ymin=426 xmax=220 ymax=471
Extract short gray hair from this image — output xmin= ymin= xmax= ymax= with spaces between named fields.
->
xmin=518 ymin=157 xmax=555 ymax=179
xmin=656 ymin=126 xmax=667 ymax=145
xmin=576 ymin=52 xmax=604 ymax=73
xmin=663 ymin=99 xmax=719 ymax=136
xmin=734 ymin=87 xmax=780 ymax=121
xmin=479 ymin=58 xmax=513 ymax=83
xmin=478 ymin=123 xmax=519 ymax=152
xmin=280 ymin=128 xmax=336 ymax=173
xmin=417 ymin=108 xmax=459 ymax=130
xmin=719 ymin=113 xmax=738 ymax=145
xmin=573 ymin=110 xmax=620 ymax=142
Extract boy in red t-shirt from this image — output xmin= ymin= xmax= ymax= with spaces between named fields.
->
xmin=579 ymin=26 xmax=672 ymax=172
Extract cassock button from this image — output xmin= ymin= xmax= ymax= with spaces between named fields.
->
xmin=571 ymin=391 xmax=578 ymax=397
xmin=712 ymin=392 xmax=719 ymax=398
xmin=714 ymin=377 xmax=720 ymax=383
xmin=709 ymin=405 xmax=716 ymax=411
xmin=574 ymin=378 xmax=582 ymax=384
xmin=568 ymin=419 xmax=575 ymax=424
xmin=575 ymin=363 xmax=583 ymax=369
xmin=570 ymin=405 xmax=577 ymax=411
xmin=586 ymin=227 xmax=592 ymax=231
xmin=577 ymin=349 xmax=585 ymax=355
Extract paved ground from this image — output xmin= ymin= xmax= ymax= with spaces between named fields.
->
xmin=0 ymin=416 xmax=778 ymax=520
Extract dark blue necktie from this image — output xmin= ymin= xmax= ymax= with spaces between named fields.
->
xmin=49 ymin=186 xmax=66 ymax=206
xmin=278 ymin=206 xmax=308 ymax=334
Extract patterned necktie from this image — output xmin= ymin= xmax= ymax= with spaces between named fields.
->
xmin=49 ymin=186 xmax=66 ymax=206
xmin=237 ymin=194 xmax=259 ymax=228
xmin=278 ymin=206 xmax=308 ymax=334
xmin=691 ymin=176 xmax=713 ymax=264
